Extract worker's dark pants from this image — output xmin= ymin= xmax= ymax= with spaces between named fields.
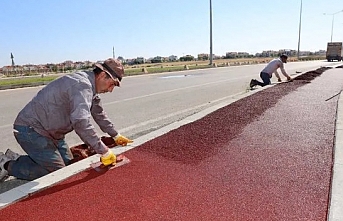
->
xmin=255 ymin=72 xmax=271 ymax=87
xmin=8 ymin=125 xmax=73 ymax=181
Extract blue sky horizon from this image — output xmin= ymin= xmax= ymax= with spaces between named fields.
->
xmin=1 ymin=0 xmax=343 ymax=66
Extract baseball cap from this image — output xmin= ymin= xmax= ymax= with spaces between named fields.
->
xmin=95 ymin=58 xmax=124 ymax=81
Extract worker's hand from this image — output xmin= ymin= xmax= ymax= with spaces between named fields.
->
xmin=277 ymin=78 xmax=282 ymax=82
xmin=287 ymin=76 xmax=292 ymax=82
xmin=114 ymin=134 xmax=133 ymax=146
xmin=100 ymin=149 xmax=117 ymax=166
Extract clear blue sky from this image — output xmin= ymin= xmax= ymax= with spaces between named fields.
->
xmin=1 ymin=0 xmax=342 ymax=66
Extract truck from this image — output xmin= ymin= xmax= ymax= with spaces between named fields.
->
xmin=326 ymin=42 xmax=343 ymax=62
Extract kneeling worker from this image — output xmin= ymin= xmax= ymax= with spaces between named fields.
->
xmin=250 ymin=54 xmax=292 ymax=88
xmin=0 ymin=58 xmax=133 ymax=181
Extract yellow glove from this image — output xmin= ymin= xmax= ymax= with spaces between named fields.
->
xmin=114 ymin=134 xmax=133 ymax=146
xmin=100 ymin=149 xmax=117 ymax=166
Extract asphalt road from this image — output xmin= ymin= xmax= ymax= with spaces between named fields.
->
xmin=0 ymin=60 xmax=340 ymax=155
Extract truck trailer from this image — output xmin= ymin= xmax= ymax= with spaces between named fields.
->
xmin=326 ymin=42 xmax=343 ymax=62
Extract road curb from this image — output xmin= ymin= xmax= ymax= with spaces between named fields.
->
xmin=328 ymin=89 xmax=343 ymax=221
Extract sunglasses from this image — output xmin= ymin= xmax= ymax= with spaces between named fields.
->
xmin=105 ymin=72 xmax=120 ymax=87
xmin=113 ymin=78 xmax=120 ymax=87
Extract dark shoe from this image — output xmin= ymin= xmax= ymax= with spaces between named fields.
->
xmin=0 ymin=152 xmax=11 ymax=182
xmin=5 ymin=149 xmax=20 ymax=160
xmin=250 ymin=79 xmax=257 ymax=88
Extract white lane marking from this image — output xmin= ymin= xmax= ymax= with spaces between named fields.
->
xmin=103 ymin=76 xmax=248 ymax=106
xmin=160 ymin=74 xmax=193 ymax=79
xmin=0 ymin=124 xmax=12 ymax=129
xmin=0 ymin=73 xmax=251 ymax=130
xmin=0 ymin=91 xmax=244 ymax=135
xmin=0 ymin=77 xmax=247 ymax=130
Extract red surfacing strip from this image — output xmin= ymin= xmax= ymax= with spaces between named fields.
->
xmin=0 ymin=69 xmax=339 ymax=220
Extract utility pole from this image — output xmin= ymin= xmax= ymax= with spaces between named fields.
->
xmin=209 ymin=0 xmax=213 ymax=65
xmin=297 ymin=0 xmax=302 ymax=60
xmin=323 ymin=10 xmax=343 ymax=42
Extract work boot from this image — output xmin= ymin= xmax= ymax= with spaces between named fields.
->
xmin=5 ymin=149 xmax=20 ymax=160
xmin=0 ymin=152 xmax=11 ymax=182
xmin=250 ymin=79 xmax=257 ymax=88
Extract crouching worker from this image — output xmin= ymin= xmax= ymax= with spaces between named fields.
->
xmin=250 ymin=54 xmax=292 ymax=88
xmin=0 ymin=58 xmax=133 ymax=182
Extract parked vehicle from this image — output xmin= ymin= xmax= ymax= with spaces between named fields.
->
xmin=326 ymin=42 xmax=343 ymax=62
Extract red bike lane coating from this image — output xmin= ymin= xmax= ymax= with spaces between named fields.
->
xmin=1 ymin=68 xmax=343 ymax=220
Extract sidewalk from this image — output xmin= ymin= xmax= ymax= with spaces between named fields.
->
xmin=0 ymin=67 xmax=343 ymax=221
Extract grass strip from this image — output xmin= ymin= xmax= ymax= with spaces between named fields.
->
xmin=0 ymin=76 xmax=59 ymax=86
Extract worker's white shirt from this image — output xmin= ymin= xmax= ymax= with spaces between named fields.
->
xmin=261 ymin=58 xmax=287 ymax=77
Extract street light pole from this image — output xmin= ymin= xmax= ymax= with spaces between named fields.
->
xmin=324 ymin=10 xmax=343 ymax=42
xmin=209 ymin=0 xmax=213 ymax=65
xmin=297 ymin=0 xmax=302 ymax=60
xmin=330 ymin=13 xmax=335 ymax=42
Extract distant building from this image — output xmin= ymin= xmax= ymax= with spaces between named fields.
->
xmin=180 ymin=55 xmax=194 ymax=61
xmin=237 ymin=52 xmax=250 ymax=58
xmin=299 ymin=51 xmax=311 ymax=56
xmin=198 ymin=53 xmax=209 ymax=60
xmin=225 ymin=52 xmax=251 ymax=58
xmin=0 ymin=48 xmax=328 ymax=71
xmin=125 ymin=58 xmax=136 ymax=65
xmin=259 ymin=50 xmax=278 ymax=57
xmin=151 ymin=56 xmax=164 ymax=63
xmin=63 ymin=60 xmax=75 ymax=69
xmin=135 ymin=57 xmax=146 ymax=64
xmin=315 ymin=50 xmax=326 ymax=56
xmin=225 ymin=52 xmax=237 ymax=58
xmin=213 ymin=55 xmax=221 ymax=59
xmin=168 ymin=55 xmax=178 ymax=61
xmin=278 ymin=49 xmax=297 ymax=56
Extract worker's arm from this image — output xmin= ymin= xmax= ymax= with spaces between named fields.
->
xmin=91 ymin=96 xmax=133 ymax=146
xmin=280 ymin=67 xmax=292 ymax=81
xmin=69 ymin=84 xmax=108 ymax=155
xmin=274 ymin=71 xmax=281 ymax=82
xmin=91 ymin=95 xmax=118 ymax=137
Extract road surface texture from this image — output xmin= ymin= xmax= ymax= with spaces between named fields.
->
xmin=1 ymin=67 xmax=343 ymax=220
